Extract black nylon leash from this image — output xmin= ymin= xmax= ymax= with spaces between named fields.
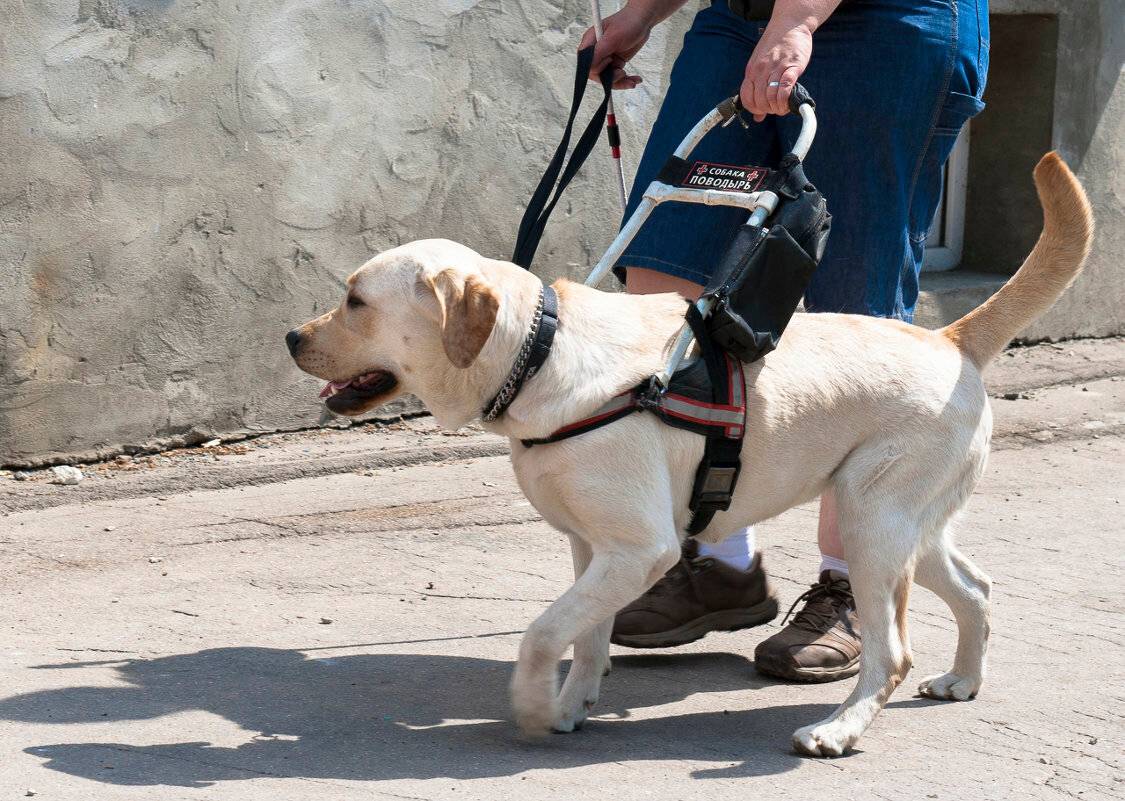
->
xmin=512 ymin=45 xmax=615 ymax=270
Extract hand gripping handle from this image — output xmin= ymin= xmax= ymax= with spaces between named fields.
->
xmin=731 ymin=82 xmax=815 ymax=115
xmin=786 ymin=82 xmax=815 ymax=114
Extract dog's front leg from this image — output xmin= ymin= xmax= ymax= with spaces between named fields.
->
xmin=511 ymin=538 xmax=679 ymax=737
xmin=555 ymin=536 xmax=613 ymax=732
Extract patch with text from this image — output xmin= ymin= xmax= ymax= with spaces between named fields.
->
xmin=680 ymin=162 xmax=769 ymax=193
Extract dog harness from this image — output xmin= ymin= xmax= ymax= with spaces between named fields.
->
xmin=523 ymin=329 xmax=747 ymax=535
xmin=500 ymin=47 xmax=830 ymax=536
xmin=499 ymin=296 xmax=749 ymax=535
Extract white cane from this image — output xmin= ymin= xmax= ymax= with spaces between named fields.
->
xmin=590 ymin=0 xmax=630 ymax=213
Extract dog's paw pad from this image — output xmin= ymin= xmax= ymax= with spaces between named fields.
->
xmin=918 ymin=672 xmax=980 ymax=701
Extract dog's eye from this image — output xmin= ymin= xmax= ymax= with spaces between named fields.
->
xmin=346 ymin=294 xmax=364 ymax=309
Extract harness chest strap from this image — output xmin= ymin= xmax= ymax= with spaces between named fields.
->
xmin=520 ymin=355 xmax=746 ymax=446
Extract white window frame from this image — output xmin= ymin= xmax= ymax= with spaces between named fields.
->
xmin=921 ymin=123 xmax=971 ymax=272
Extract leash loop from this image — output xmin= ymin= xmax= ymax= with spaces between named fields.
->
xmin=511 ymin=46 xmax=615 ymax=270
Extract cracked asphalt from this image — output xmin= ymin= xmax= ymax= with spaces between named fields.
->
xmin=1 ymin=338 xmax=1122 ymax=800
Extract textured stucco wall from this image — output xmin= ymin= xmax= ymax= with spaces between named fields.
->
xmin=0 ymin=0 xmax=694 ymax=466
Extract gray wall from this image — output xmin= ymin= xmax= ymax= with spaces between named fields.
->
xmin=962 ymin=13 xmax=1058 ymax=275
xmin=1 ymin=0 xmax=1121 ymax=467
xmin=0 ymin=0 xmax=693 ymax=466
xmin=1016 ymin=0 xmax=1124 ymax=342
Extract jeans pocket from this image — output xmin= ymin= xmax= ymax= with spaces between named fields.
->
xmin=934 ymin=90 xmax=986 ymax=136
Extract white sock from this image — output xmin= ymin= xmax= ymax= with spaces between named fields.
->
xmin=697 ymin=526 xmax=756 ymax=571
xmin=819 ymin=554 xmax=849 ymax=576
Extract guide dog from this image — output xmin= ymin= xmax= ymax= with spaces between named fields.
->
xmin=287 ymin=153 xmax=1092 ymax=755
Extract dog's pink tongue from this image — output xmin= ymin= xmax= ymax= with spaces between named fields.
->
xmin=319 ymin=380 xmax=350 ymax=398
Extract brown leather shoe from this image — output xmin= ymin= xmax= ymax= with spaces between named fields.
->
xmin=611 ymin=543 xmax=779 ymax=649
xmin=754 ymin=570 xmax=861 ymax=682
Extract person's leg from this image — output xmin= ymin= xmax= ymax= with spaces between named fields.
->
xmin=610 ymin=2 xmax=782 ymax=649
xmin=755 ymin=0 xmax=989 ymax=681
xmin=817 ymin=490 xmax=848 ymax=574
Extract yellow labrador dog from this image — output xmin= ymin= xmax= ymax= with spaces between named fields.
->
xmin=288 ymin=153 xmax=1092 ymax=756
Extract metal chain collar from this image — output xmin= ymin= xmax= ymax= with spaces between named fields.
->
xmin=481 ymin=287 xmax=545 ymax=423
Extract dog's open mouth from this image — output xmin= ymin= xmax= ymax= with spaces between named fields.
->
xmin=319 ymin=370 xmax=399 ymax=415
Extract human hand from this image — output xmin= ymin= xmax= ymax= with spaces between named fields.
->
xmin=577 ymin=4 xmax=654 ymax=89
xmin=740 ymin=21 xmax=813 ymax=121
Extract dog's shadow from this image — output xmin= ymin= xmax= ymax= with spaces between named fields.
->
xmin=2 ymin=646 xmax=855 ymax=787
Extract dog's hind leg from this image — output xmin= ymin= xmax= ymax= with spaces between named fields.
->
xmin=915 ymin=536 xmax=991 ymax=701
xmin=555 ymin=536 xmax=615 ymax=731
xmin=792 ymin=469 xmax=919 ymax=757
xmin=510 ymin=526 xmax=680 ymax=737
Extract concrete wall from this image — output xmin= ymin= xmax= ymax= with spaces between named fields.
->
xmin=0 ymin=0 xmax=694 ymax=466
xmin=1016 ymin=0 xmax=1124 ymax=342
xmin=1 ymin=0 xmax=1121 ymax=467
xmin=918 ymin=1 xmax=1123 ymax=338
xmin=962 ymin=13 xmax=1058 ymax=275
xmin=980 ymin=0 xmax=1123 ymax=343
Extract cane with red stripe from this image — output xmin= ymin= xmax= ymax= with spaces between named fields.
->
xmin=590 ymin=0 xmax=629 ymax=212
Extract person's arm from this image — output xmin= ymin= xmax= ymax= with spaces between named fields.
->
xmin=740 ymin=0 xmax=843 ymax=120
xmin=577 ymin=0 xmax=691 ymax=88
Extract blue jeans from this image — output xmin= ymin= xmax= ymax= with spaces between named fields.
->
xmin=618 ymin=0 xmax=989 ymax=320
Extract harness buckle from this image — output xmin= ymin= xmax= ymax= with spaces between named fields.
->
xmin=700 ymin=466 xmax=738 ymax=497
xmin=635 ymin=376 xmax=665 ymax=411
xmin=689 ymin=458 xmax=741 ymax=514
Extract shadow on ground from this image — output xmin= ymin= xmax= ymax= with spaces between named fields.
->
xmin=1 ymin=646 xmax=933 ymax=787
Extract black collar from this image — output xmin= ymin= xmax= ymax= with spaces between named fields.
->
xmin=481 ymin=284 xmax=559 ymax=423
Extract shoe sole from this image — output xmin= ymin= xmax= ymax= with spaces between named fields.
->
xmin=611 ymin=596 xmax=779 ymax=649
xmin=753 ymin=652 xmax=861 ymax=683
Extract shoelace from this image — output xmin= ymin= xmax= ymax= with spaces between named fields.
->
xmin=648 ymin=556 xmax=707 ymax=601
xmin=781 ymin=575 xmax=858 ymax=637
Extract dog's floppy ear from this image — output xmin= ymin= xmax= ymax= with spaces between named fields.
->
xmin=425 ymin=269 xmax=500 ymax=369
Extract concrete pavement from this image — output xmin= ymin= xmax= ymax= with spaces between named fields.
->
xmin=1 ymin=338 xmax=1123 ymax=800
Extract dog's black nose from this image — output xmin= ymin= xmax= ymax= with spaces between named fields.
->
xmin=285 ymin=329 xmax=302 ymax=357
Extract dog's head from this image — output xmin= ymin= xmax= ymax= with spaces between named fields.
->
xmin=286 ymin=239 xmax=501 ymax=417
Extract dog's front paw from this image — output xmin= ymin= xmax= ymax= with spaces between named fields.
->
xmin=511 ymin=677 xmax=559 ymax=738
xmin=553 ymin=681 xmax=599 ymax=734
xmin=792 ymin=722 xmax=858 ymax=757
xmin=552 ymin=698 xmax=595 ymax=734
xmin=513 ymin=695 xmax=560 ymax=737
xmin=918 ymin=671 xmax=981 ymax=701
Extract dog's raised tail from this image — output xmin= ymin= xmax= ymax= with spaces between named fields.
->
xmin=941 ymin=152 xmax=1094 ymax=368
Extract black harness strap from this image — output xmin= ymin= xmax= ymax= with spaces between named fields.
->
xmin=511 ymin=46 xmax=614 ymax=270
xmin=683 ymin=305 xmax=743 ymax=535
xmin=520 ymin=389 xmax=642 ymax=448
